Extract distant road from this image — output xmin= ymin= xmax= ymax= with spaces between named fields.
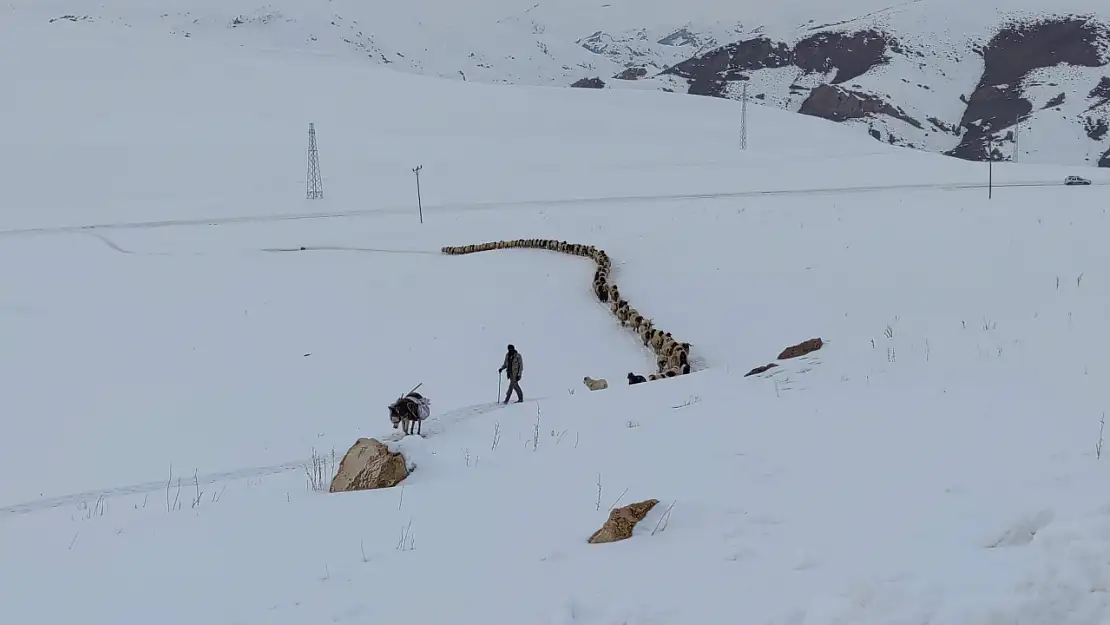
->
xmin=0 ymin=178 xmax=1102 ymax=238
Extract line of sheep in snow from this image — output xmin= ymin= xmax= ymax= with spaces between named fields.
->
xmin=441 ymin=239 xmax=692 ymax=387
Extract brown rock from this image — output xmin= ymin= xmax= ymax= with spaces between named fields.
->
xmin=777 ymin=337 xmax=824 ymax=360
xmin=329 ymin=438 xmax=409 ymax=493
xmin=588 ymin=498 xmax=659 ymax=544
xmin=744 ymin=363 xmax=779 ymax=377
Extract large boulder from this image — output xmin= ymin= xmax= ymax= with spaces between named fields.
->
xmin=329 ymin=438 xmax=408 ymax=493
xmin=588 ymin=499 xmax=659 ymax=544
xmin=777 ymin=337 xmax=824 ymax=360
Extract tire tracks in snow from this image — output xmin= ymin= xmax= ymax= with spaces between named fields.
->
xmin=0 ymin=460 xmax=308 ymax=519
xmin=260 ymin=245 xmax=441 ymax=256
xmin=85 ymin=233 xmax=440 ymax=258
xmin=0 ymin=400 xmax=541 ymax=520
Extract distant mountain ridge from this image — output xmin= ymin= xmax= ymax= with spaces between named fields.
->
xmin=24 ymin=0 xmax=1110 ymax=167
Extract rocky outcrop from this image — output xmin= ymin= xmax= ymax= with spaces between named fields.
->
xmin=662 ymin=29 xmax=896 ymax=98
xmin=642 ymin=15 xmax=1110 ymax=164
xmin=1100 ymin=147 xmax=1110 ymax=167
xmin=1091 ymin=76 xmax=1110 ymax=109
xmin=948 ymin=18 xmax=1110 ymax=161
xmin=1086 ymin=117 xmax=1108 ymax=140
xmin=927 ymin=117 xmax=960 ymax=134
xmin=613 ymin=66 xmax=647 ymax=80
xmin=329 ymin=438 xmax=409 ymax=493
xmin=663 ymin=36 xmax=793 ymax=96
xmin=800 ymin=84 xmax=922 ymax=128
xmin=588 ymin=499 xmax=659 ymax=544
xmin=571 ymin=77 xmax=605 ymax=88
xmin=1044 ymin=92 xmax=1066 ymax=109
xmin=793 ymin=30 xmax=891 ymax=84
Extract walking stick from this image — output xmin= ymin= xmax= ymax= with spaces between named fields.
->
xmin=497 ymin=373 xmax=502 ymax=402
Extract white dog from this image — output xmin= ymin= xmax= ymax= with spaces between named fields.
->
xmin=583 ymin=376 xmax=609 ymax=391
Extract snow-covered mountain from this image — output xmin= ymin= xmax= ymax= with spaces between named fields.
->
xmin=15 ymin=0 xmax=1110 ymax=166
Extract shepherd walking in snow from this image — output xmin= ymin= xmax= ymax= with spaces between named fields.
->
xmin=498 ymin=344 xmax=524 ymax=404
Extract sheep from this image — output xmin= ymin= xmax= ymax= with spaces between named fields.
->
xmin=628 ymin=313 xmax=647 ymax=332
xmin=666 ymin=342 xmax=691 ymax=362
xmin=648 ymin=374 xmax=661 ymax=381
xmin=650 ymin=331 xmax=671 ymax=351
xmin=620 ymin=307 xmax=638 ymax=326
xmin=594 ymin=280 xmax=608 ymax=302
xmin=583 ymin=376 xmax=609 ymax=391
xmin=666 ymin=346 xmax=688 ymax=370
xmin=656 ymin=338 xmax=671 ymax=353
xmin=632 ymin=316 xmax=648 ymax=333
xmin=627 ymin=372 xmax=647 ymax=385
xmin=616 ymin=305 xmax=633 ymax=325
xmin=660 ymin=338 xmax=679 ymax=358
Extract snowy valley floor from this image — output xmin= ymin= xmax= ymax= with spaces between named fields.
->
xmin=2 ymin=16 xmax=1110 ymax=625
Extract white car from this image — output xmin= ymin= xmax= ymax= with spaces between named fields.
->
xmin=1064 ymin=175 xmax=1091 ymax=185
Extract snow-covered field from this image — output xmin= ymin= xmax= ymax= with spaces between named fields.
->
xmin=3 ymin=14 xmax=1110 ymax=625
xmin=10 ymin=0 xmax=1110 ymax=168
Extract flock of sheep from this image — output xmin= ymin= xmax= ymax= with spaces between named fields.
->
xmin=441 ymin=238 xmax=692 ymax=386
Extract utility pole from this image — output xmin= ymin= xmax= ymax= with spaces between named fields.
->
xmin=988 ymin=149 xmax=993 ymax=200
xmin=739 ymin=81 xmax=748 ymax=150
xmin=413 ymin=165 xmax=424 ymax=224
xmin=1013 ymin=116 xmax=1020 ymax=162
xmin=306 ymin=123 xmax=323 ymax=200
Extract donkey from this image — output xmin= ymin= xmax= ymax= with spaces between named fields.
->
xmin=388 ymin=391 xmax=431 ymax=436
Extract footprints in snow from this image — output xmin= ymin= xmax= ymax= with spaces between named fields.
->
xmin=380 ymin=399 xmax=543 ymax=442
